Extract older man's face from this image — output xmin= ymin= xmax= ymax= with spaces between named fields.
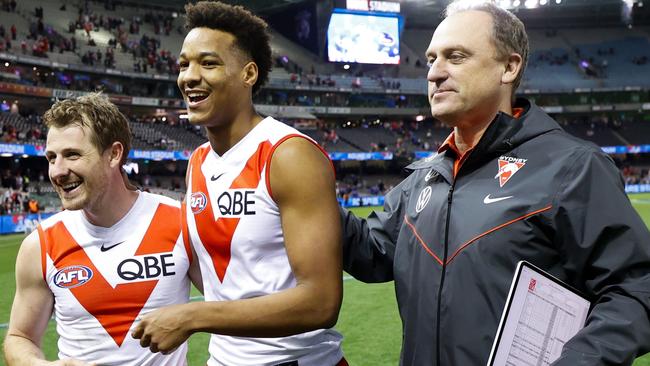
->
xmin=425 ymin=10 xmax=508 ymax=126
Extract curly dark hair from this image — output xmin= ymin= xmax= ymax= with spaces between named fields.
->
xmin=184 ymin=1 xmax=272 ymax=95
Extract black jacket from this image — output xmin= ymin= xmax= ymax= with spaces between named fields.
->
xmin=342 ymin=99 xmax=650 ymax=366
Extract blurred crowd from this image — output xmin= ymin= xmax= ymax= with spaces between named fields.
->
xmin=0 ymin=168 xmax=46 ymax=214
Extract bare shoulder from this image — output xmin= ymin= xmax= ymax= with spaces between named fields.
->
xmin=18 ymin=230 xmax=41 ymax=260
xmin=271 ymin=136 xmax=329 ymax=165
xmin=15 ymin=230 xmax=43 ymax=280
xmin=269 ymin=137 xmax=334 ymax=202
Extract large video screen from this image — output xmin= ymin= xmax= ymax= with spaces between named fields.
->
xmin=327 ymin=10 xmax=400 ymax=64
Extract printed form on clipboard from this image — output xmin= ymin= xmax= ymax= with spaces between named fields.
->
xmin=487 ymin=261 xmax=592 ymax=366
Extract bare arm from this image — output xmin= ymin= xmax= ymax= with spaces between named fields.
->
xmin=3 ymin=232 xmax=94 ymax=366
xmin=133 ymin=137 xmax=342 ymax=353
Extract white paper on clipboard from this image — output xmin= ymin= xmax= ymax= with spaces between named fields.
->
xmin=487 ymin=261 xmax=591 ymax=366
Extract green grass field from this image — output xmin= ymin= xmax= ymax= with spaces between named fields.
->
xmin=1 ymin=201 xmax=650 ymax=365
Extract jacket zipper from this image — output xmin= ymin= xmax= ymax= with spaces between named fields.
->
xmin=436 ymin=182 xmax=455 ymax=366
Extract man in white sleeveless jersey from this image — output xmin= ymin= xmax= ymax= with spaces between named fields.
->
xmin=132 ymin=2 xmax=346 ymax=366
xmin=3 ymin=93 xmax=201 ymax=366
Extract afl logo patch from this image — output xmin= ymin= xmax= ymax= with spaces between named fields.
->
xmin=54 ymin=265 xmax=93 ymax=289
xmin=416 ymin=186 xmax=432 ymax=213
xmin=190 ymin=192 xmax=208 ymax=214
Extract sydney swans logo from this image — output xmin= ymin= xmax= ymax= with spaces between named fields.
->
xmin=495 ymin=156 xmax=527 ymax=187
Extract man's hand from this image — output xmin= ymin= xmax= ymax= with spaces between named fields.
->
xmin=131 ymin=304 xmax=193 ymax=354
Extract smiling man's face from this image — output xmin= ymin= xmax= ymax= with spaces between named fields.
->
xmin=425 ymin=10 xmax=507 ymax=126
xmin=46 ymin=124 xmax=110 ymax=212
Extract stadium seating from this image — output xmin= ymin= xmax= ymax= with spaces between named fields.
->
xmin=1 ymin=0 xmax=650 ymax=213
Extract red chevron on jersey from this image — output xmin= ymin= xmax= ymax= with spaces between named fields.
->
xmin=190 ymin=141 xmax=272 ymax=282
xmin=135 ymin=203 xmax=180 ymax=256
xmin=43 ymin=203 xmax=180 ymax=346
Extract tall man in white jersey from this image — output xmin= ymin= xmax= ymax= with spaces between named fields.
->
xmin=132 ymin=2 xmax=346 ymax=366
xmin=3 ymin=93 xmax=201 ymax=366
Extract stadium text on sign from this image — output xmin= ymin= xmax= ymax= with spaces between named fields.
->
xmin=346 ymin=0 xmax=400 ymax=13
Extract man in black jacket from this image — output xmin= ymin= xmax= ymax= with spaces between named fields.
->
xmin=341 ymin=1 xmax=650 ymax=365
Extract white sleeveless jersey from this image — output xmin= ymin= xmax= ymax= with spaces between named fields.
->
xmin=39 ymin=191 xmax=191 ymax=366
xmin=184 ymin=116 xmax=343 ymax=366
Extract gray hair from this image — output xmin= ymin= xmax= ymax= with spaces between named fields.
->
xmin=445 ymin=0 xmax=529 ymax=93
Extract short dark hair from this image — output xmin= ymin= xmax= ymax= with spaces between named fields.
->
xmin=445 ymin=0 xmax=529 ymax=94
xmin=43 ymin=92 xmax=132 ymax=166
xmin=184 ymin=1 xmax=272 ymax=95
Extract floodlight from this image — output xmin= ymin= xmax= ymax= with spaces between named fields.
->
xmin=524 ymin=0 xmax=538 ymax=8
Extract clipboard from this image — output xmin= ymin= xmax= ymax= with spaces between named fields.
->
xmin=487 ymin=261 xmax=591 ymax=366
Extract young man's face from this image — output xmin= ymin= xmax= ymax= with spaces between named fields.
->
xmin=177 ymin=27 xmax=250 ymax=127
xmin=45 ymin=124 xmax=110 ymax=211
xmin=425 ymin=10 xmax=508 ymax=126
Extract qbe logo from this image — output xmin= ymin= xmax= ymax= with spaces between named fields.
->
xmin=54 ymin=265 xmax=93 ymax=289
xmin=217 ymin=189 xmax=256 ymax=217
xmin=190 ymin=192 xmax=208 ymax=214
xmin=117 ymin=254 xmax=176 ymax=281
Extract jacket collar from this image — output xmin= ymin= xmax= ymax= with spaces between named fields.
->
xmin=407 ymin=98 xmax=562 ymax=179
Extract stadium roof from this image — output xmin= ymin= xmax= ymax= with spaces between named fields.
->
xmin=401 ymin=0 xmax=648 ymax=29
xmin=128 ymin=0 xmax=649 ymax=28
xmin=124 ymin=0 xmax=308 ymax=13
